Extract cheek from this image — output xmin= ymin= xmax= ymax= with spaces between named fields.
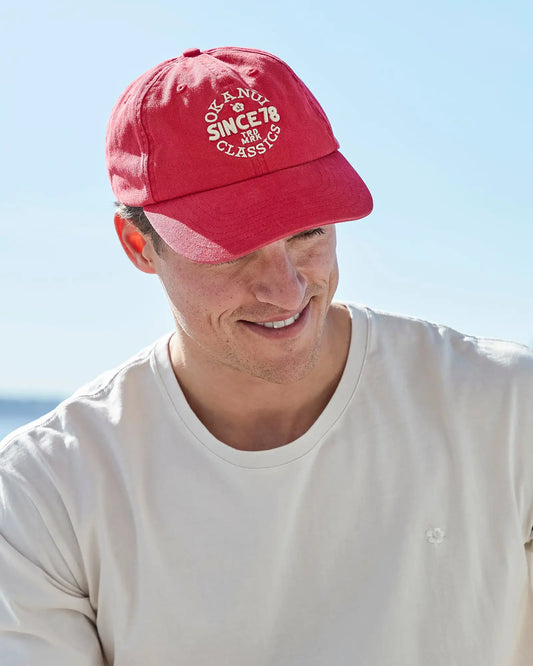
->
xmin=315 ymin=239 xmax=339 ymax=297
xmin=329 ymin=257 xmax=340 ymax=293
xmin=160 ymin=268 xmax=241 ymax=329
xmin=325 ymin=235 xmax=339 ymax=282
xmin=304 ymin=237 xmax=338 ymax=282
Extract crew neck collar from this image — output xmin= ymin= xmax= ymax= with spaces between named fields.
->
xmin=153 ymin=303 xmax=369 ymax=469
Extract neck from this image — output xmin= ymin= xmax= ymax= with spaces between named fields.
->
xmin=169 ymin=303 xmax=351 ymax=451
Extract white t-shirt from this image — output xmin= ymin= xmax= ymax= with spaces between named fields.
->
xmin=1 ymin=304 xmax=532 ymax=665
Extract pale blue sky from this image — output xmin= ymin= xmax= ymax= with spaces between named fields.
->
xmin=1 ymin=0 xmax=531 ymax=397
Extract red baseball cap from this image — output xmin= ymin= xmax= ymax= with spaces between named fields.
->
xmin=106 ymin=46 xmax=373 ymax=263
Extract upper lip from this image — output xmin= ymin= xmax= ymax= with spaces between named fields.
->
xmin=257 ymin=312 xmax=300 ymax=325
xmin=246 ymin=302 xmax=308 ymax=325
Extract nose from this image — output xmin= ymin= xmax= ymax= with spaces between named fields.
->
xmin=249 ymin=241 xmax=307 ymax=310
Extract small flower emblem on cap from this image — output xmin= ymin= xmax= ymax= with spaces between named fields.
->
xmin=232 ymin=103 xmax=245 ymax=112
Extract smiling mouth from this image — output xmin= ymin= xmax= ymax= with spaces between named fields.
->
xmin=256 ymin=312 xmax=301 ymax=329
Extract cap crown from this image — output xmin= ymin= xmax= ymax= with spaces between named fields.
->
xmin=106 ymin=47 xmax=339 ymax=207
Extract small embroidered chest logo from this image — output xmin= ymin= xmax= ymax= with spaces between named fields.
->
xmin=425 ymin=527 xmax=446 ymax=544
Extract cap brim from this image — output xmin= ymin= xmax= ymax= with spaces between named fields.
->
xmin=144 ymin=151 xmax=373 ymax=263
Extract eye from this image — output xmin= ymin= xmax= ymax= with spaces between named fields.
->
xmin=218 ymin=256 xmax=242 ymax=266
xmin=293 ymin=227 xmax=326 ymax=239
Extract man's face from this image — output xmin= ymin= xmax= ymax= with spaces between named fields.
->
xmin=150 ymin=225 xmax=340 ymax=385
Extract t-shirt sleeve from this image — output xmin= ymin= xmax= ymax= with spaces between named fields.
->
xmin=0 ymin=469 xmax=106 ymax=665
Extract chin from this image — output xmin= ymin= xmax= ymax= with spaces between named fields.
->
xmin=242 ymin=347 xmax=322 ymax=385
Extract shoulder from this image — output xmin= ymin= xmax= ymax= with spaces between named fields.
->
xmin=0 ymin=334 xmax=171 ymax=482
xmin=341 ymin=302 xmax=533 ymax=402
xmin=363 ymin=303 xmax=531 ymax=373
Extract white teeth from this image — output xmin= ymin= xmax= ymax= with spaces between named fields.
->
xmin=258 ymin=312 xmax=301 ymax=329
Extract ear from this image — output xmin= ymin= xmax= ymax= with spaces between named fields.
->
xmin=114 ymin=213 xmax=157 ymax=274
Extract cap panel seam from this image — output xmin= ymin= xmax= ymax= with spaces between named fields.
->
xmin=212 ymin=47 xmax=336 ymax=141
xmin=135 ymin=62 xmax=179 ymax=204
xmin=267 ymin=53 xmax=337 ymax=145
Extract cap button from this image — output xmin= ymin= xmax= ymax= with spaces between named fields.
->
xmin=182 ymin=48 xmax=202 ymax=58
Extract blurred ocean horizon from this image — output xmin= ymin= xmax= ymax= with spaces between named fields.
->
xmin=0 ymin=397 xmax=64 ymax=440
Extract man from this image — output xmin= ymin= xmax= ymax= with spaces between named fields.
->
xmin=0 ymin=47 xmax=531 ymax=665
